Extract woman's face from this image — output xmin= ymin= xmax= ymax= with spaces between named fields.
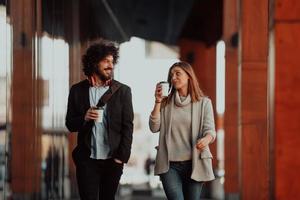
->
xmin=170 ymin=66 xmax=189 ymax=90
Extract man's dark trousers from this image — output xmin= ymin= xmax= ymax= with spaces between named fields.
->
xmin=76 ymin=158 xmax=123 ymax=200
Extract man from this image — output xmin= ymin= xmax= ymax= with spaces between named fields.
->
xmin=66 ymin=40 xmax=134 ymax=200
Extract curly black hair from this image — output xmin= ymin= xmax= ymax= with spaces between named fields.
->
xmin=82 ymin=40 xmax=119 ymax=77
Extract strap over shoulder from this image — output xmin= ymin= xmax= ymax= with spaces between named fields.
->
xmin=96 ymin=80 xmax=122 ymax=107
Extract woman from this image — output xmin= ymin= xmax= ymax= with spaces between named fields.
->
xmin=149 ymin=61 xmax=216 ymax=200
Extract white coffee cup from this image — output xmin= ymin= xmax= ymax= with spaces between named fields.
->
xmin=160 ymin=81 xmax=169 ymax=97
xmin=94 ymin=107 xmax=104 ymax=123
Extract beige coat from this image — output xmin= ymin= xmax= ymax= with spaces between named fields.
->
xmin=149 ymin=96 xmax=216 ymax=182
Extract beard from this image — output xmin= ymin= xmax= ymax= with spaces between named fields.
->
xmin=95 ymin=68 xmax=113 ymax=81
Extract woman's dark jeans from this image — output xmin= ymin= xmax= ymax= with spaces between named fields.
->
xmin=160 ymin=160 xmax=203 ymax=200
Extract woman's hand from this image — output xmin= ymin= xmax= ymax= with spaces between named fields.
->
xmin=151 ymin=83 xmax=166 ymax=119
xmin=196 ymin=135 xmax=213 ymax=151
xmin=154 ymin=83 xmax=164 ymax=103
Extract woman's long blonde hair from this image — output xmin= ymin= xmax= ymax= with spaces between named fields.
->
xmin=164 ymin=61 xmax=204 ymax=105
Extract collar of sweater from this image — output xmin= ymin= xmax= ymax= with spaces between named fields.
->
xmin=174 ymin=91 xmax=191 ymax=107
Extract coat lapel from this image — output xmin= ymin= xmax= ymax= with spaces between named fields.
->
xmin=82 ymin=79 xmax=91 ymax=110
xmin=163 ymin=95 xmax=174 ymax=148
xmin=191 ymin=100 xmax=200 ymax=146
xmin=191 ymin=99 xmax=205 ymax=146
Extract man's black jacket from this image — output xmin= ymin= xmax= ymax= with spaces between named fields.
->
xmin=65 ymin=79 xmax=134 ymax=163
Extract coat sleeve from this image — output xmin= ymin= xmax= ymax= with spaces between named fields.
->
xmin=202 ymin=99 xmax=216 ymax=143
xmin=149 ymin=113 xmax=161 ymax=133
xmin=65 ymin=85 xmax=86 ymax=132
xmin=115 ymin=87 xmax=134 ymax=163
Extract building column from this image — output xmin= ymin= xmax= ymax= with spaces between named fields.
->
xmin=223 ymin=0 xmax=239 ymax=198
xmin=239 ymin=0 xmax=270 ymax=199
xmin=274 ymin=0 xmax=300 ymax=199
xmin=10 ymin=0 xmax=41 ymax=197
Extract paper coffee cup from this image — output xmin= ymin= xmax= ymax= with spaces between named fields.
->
xmin=160 ymin=82 xmax=169 ymax=97
xmin=94 ymin=107 xmax=104 ymax=123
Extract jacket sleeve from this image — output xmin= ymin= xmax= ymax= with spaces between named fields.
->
xmin=202 ymin=99 xmax=216 ymax=143
xmin=149 ymin=113 xmax=160 ymax=133
xmin=115 ymin=87 xmax=134 ymax=163
xmin=65 ymin=86 xmax=86 ymax=132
